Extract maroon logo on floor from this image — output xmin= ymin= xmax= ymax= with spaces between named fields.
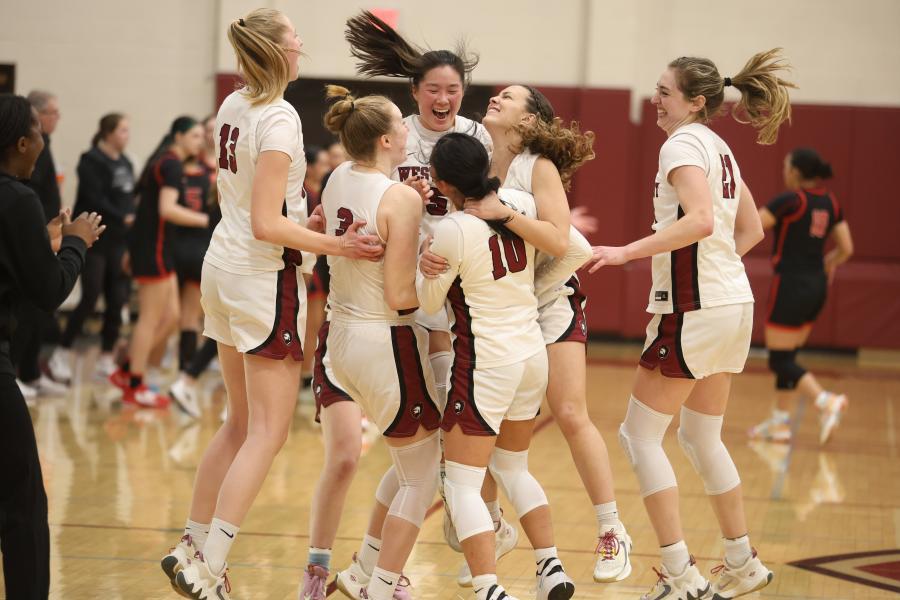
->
xmin=789 ymin=549 xmax=900 ymax=594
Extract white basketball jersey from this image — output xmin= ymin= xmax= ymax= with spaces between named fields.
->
xmin=648 ymin=123 xmax=753 ymax=314
xmin=205 ymin=90 xmax=310 ymax=275
xmin=323 ymin=161 xmax=403 ymax=321
xmin=418 ymin=193 xmax=543 ymax=369
xmin=393 ymin=114 xmax=492 ymax=237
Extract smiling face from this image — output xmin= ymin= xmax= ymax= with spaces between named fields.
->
xmin=280 ymin=16 xmax=303 ymax=80
xmin=412 ymin=65 xmax=464 ymax=132
xmin=651 ymin=67 xmax=705 ymax=136
xmin=383 ymin=102 xmax=409 ymax=168
xmin=482 ymin=85 xmax=534 ymax=133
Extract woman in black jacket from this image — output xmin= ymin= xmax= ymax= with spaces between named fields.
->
xmin=0 ymin=94 xmax=104 ymax=599
xmin=48 ymin=113 xmax=135 ymax=381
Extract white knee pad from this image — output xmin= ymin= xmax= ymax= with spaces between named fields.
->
xmin=429 ymin=351 xmax=452 ymax=410
xmin=618 ymin=395 xmax=677 ymax=497
xmin=444 ymin=460 xmax=493 ymax=542
xmin=677 ymin=406 xmax=740 ymax=495
xmin=375 ymin=465 xmax=400 ymax=507
xmin=386 ymin=433 xmax=441 ymax=528
xmin=488 ymin=447 xmax=548 ymax=517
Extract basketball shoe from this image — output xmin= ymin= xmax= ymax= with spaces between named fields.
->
xmin=593 ymin=525 xmax=633 ymax=582
xmin=710 ymin=549 xmax=773 ymax=598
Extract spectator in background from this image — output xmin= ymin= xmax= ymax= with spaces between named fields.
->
xmin=48 ymin=113 xmax=135 ymax=381
xmin=0 ymin=93 xmax=104 ymax=600
xmin=324 ymin=139 xmax=346 ymax=171
xmin=11 ymin=90 xmax=65 ymax=397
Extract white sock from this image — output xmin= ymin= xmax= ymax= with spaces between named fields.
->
xmin=535 ymin=546 xmax=557 ymax=564
xmin=814 ymin=391 xmax=830 ymax=410
xmin=366 ymin=566 xmax=400 ymax=600
xmin=357 ymin=534 xmax=381 ymax=577
xmin=724 ymin=534 xmax=752 ymax=567
xmin=485 ymin=500 xmax=501 ymax=526
xmin=595 ymin=500 xmax=620 ymax=532
xmin=473 ymin=574 xmax=499 ymax=600
xmin=772 ymin=408 xmax=790 ymax=422
xmin=661 ymin=540 xmax=690 ymax=575
xmin=204 ymin=518 xmax=239 ymax=576
xmin=184 ymin=519 xmax=209 ymax=551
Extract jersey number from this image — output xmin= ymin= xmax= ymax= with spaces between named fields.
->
xmin=335 ymin=207 xmax=354 ymax=236
xmin=719 ymin=154 xmax=736 ymax=199
xmin=488 ymin=234 xmax=527 ymax=280
xmin=218 ymin=124 xmax=240 ymax=174
xmin=426 ymin=191 xmax=449 ymax=216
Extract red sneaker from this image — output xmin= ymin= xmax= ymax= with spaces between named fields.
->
xmin=124 ymin=384 xmax=171 ymax=409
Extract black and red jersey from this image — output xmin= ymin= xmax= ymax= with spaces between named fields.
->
xmin=767 ymin=187 xmax=843 ymax=273
xmin=129 ymin=151 xmax=184 ymax=278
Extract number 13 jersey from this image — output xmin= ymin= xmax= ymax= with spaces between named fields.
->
xmin=648 ymin=122 xmax=753 ymax=314
xmin=205 ymin=90 xmax=309 ymax=275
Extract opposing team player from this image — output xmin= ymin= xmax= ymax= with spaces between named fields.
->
xmin=586 ymin=49 xmax=794 ymax=600
xmin=749 ymin=147 xmax=853 ymax=444
xmin=304 ymin=86 xmax=442 ymax=600
xmin=430 ymin=84 xmax=631 ymax=585
xmin=421 ymin=132 xmax=576 ymax=600
xmin=161 ymin=11 xmax=382 ymax=599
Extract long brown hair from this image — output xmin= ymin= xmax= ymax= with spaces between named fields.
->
xmin=323 ymin=85 xmax=394 ymax=162
xmin=514 ymin=86 xmax=595 ymax=191
xmin=669 ymin=48 xmax=796 ymax=145
xmin=226 ymin=9 xmax=292 ymax=106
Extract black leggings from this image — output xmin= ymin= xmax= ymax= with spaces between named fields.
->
xmin=184 ymin=337 xmax=218 ymax=379
xmin=61 ymin=242 xmax=129 ymax=353
xmin=0 ymin=372 xmax=50 ymax=599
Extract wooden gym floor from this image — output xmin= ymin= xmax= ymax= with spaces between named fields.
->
xmin=2 ymin=341 xmax=898 ymax=599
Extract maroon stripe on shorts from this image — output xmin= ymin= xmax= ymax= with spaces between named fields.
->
xmin=384 ymin=325 xmax=441 ymax=437
xmin=312 ymin=320 xmax=352 ymax=423
xmin=246 ymin=261 xmax=303 ymax=362
xmin=554 ymin=275 xmax=588 ymax=344
xmin=670 ymin=207 xmax=701 ymax=312
xmin=638 ymin=313 xmax=694 ymax=379
xmin=443 ymin=277 xmax=495 ymax=436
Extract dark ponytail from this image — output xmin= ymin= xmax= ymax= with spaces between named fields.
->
xmin=137 ymin=115 xmax=198 ymax=191
xmin=92 ymin=112 xmax=125 ymax=146
xmin=790 ymin=147 xmax=833 ymax=180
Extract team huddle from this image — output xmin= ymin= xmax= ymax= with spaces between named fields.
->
xmin=157 ymin=8 xmax=804 ymax=600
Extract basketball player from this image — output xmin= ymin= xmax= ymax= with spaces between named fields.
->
xmin=428 ymin=84 xmax=632 ymax=585
xmin=749 ymin=147 xmax=853 ymax=444
xmin=111 ymin=116 xmax=207 ymax=409
xmin=160 ymin=11 xmax=382 ymax=599
xmin=585 ymin=50 xmax=794 ymax=599
xmin=418 ymin=132 xmax=576 ymax=600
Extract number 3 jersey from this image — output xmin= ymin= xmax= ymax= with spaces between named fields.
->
xmin=205 ymin=90 xmax=310 ymax=275
xmin=417 ymin=188 xmax=544 ymax=369
xmin=648 ymin=122 xmax=753 ymax=314
xmin=322 ymin=161 xmax=403 ymax=321
xmin=393 ymin=114 xmax=492 ymax=238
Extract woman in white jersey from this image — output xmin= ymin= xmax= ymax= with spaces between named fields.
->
xmin=420 ymin=132 xmax=575 ymax=600
xmin=306 ymin=85 xmax=442 ymax=600
xmin=586 ymin=50 xmax=794 ymax=600
xmin=160 ymin=11 xmax=383 ymax=600
xmin=426 ymin=84 xmax=633 ymax=586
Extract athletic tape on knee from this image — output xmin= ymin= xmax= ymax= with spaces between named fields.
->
xmin=386 ymin=433 xmax=441 ymax=528
xmin=375 ymin=465 xmax=400 ymax=507
xmin=444 ymin=460 xmax=493 ymax=541
xmin=676 ymin=406 xmax=740 ymax=495
xmin=618 ymin=395 xmax=677 ymax=497
xmin=768 ymin=350 xmax=806 ymax=390
xmin=429 ymin=351 xmax=452 ymax=409
xmin=488 ymin=447 xmax=548 ymax=517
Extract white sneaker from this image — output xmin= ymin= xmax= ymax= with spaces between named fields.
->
xmin=16 ymin=378 xmax=38 ymax=399
xmin=160 ymin=534 xmax=196 ymax=591
xmin=593 ymin=525 xmax=633 ymax=583
xmin=457 ymin=516 xmax=518 ymax=587
xmin=819 ymin=393 xmax=847 ymax=445
xmin=476 ymin=581 xmax=520 ymax=600
xmin=176 ymin=553 xmax=231 ymax=599
xmin=95 ymin=353 xmax=118 ymax=378
xmin=170 ymin=376 xmax=201 ymax=419
xmin=32 ymin=374 xmax=69 ymax=397
xmin=710 ymin=550 xmax=773 ymax=599
xmin=335 ymin=554 xmax=412 ymax=600
xmin=641 ymin=559 xmax=710 ymax=600
xmin=536 ymin=555 xmax=575 ymax=600
xmin=47 ymin=347 xmax=73 ymax=383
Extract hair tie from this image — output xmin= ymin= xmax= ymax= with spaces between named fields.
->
xmin=345 ymin=94 xmax=355 ymax=111
xmin=238 ymin=18 xmax=245 ymax=26
xmin=723 ymin=77 xmax=732 ymax=87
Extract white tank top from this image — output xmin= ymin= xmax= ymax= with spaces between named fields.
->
xmin=323 ymin=161 xmax=405 ymax=321
xmin=205 ymin=90 xmax=311 ymax=275
xmin=648 ymin=123 xmax=753 ymax=314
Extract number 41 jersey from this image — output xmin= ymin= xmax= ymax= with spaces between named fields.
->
xmin=417 ymin=188 xmax=544 ymax=369
xmin=647 ymin=122 xmax=753 ymax=315
xmin=205 ymin=90 xmax=308 ymax=275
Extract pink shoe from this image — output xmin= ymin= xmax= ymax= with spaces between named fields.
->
xmin=299 ymin=564 xmax=329 ymax=600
